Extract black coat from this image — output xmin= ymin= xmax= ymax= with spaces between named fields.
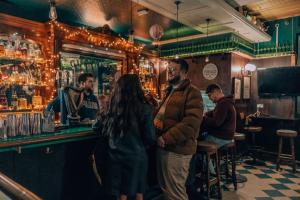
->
xmin=94 ymin=102 xmax=156 ymax=197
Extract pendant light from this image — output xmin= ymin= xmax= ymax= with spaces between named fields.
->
xmin=205 ymin=18 xmax=210 ymax=63
xmin=128 ymin=0 xmax=134 ymax=43
xmin=174 ymin=0 xmax=181 ymax=59
xmin=49 ymin=0 xmax=57 ymax=21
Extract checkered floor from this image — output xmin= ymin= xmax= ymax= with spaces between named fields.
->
xmin=223 ymin=161 xmax=300 ymax=200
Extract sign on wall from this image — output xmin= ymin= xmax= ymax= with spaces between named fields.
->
xmin=203 ymin=63 xmax=218 ymax=80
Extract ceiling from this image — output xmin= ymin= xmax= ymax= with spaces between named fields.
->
xmin=0 ymin=0 xmax=200 ymax=43
xmin=134 ymin=0 xmax=271 ymax=43
xmin=245 ymin=0 xmax=300 ymax=21
xmin=0 ymin=0 xmax=277 ymax=45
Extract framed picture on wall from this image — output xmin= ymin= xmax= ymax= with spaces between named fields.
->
xmin=243 ymin=76 xmax=251 ymax=99
xmin=233 ymin=78 xmax=241 ymax=100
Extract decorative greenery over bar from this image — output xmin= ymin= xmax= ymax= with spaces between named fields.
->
xmin=160 ymin=33 xmax=293 ymax=59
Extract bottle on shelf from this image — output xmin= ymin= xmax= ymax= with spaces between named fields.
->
xmin=18 ymin=95 xmax=27 ymax=110
xmin=32 ymin=89 xmax=43 ymax=109
xmin=11 ymin=90 xmax=18 ymax=110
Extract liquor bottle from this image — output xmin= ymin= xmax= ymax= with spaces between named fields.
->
xmin=0 ymin=40 xmax=5 ymax=56
xmin=21 ymin=43 xmax=28 ymax=59
xmin=11 ymin=91 xmax=18 ymax=110
xmin=32 ymin=90 xmax=42 ymax=109
xmin=0 ymin=90 xmax=8 ymax=110
xmin=18 ymin=95 xmax=27 ymax=109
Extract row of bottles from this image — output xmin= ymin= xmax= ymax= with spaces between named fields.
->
xmin=0 ymin=33 xmax=42 ymax=60
xmin=0 ymin=89 xmax=43 ymax=111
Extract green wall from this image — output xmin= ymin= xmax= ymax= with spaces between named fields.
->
xmin=261 ymin=17 xmax=300 ymax=53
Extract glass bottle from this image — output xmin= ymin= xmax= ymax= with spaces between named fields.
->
xmin=11 ymin=90 xmax=18 ymax=110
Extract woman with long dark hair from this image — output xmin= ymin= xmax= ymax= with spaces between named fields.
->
xmin=102 ymin=74 xmax=156 ymax=200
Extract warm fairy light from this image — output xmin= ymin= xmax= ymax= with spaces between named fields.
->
xmin=50 ymin=20 xmax=144 ymax=53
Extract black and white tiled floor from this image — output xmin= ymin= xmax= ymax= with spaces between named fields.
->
xmin=223 ymin=162 xmax=300 ymax=199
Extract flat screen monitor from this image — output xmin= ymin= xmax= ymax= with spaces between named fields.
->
xmin=200 ymin=90 xmax=215 ymax=113
xmin=258 ymin=67 xmax=300 ymax=96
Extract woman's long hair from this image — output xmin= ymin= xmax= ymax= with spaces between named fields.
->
xmin=107 ymin=74 xmax=147 ymax=134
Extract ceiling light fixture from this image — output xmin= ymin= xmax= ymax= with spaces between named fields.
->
xmin=174 ymin=0 xmax=181 ymax=60
xmin=205 ymin=18 xmax=210 ymax=63
xmin=49 ymin=0 xmax=57 ymax=21
xmin=128 ymin=0 xmax=134 ymax=43
xmin=137 ymin=8 xmax=149 ymax=16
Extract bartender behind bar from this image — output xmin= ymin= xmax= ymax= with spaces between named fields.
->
xmin=46 ymin=73 xmax=99 ymax=122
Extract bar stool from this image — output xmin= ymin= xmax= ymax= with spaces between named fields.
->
xmin=234 ymin=132 xmax=248 ymax=183
xmin=197 ymin=141 xmax=222 ymax=199
xmin=234 ymin=132 xmax=246 ymax=162
xmin=276 ymin=129 xmax=298 ymax=173
xmin=244 ymin=126 xmax=265 ymax=166
xmin=218 ymin=141 xmax=237 ymax=190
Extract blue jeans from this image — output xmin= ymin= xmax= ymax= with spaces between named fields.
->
xmin=205 ymin=135 xmax=233 ymax=148
xmin=205 ymin=134 xmax=233 ymax=174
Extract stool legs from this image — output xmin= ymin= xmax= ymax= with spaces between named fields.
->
xmin=276 ymin=137 xmax=297 ymax=173
xmin=231 ymin=146 xmax=237 ymax=190
xmin=221 ymin=146 xmax=238 ymax=191
xmin=290 ymin=138 xmax=296 ymax=173
xmin=276 ymin=137 xmax=283 ymax=171
xmin=215 ymin=153 xmax=222 ymax=199
xmin=203 ymin=152 xmax=222 ymax=199
xmin=251 ymin=133 xmax=257 ymax=163
xmin=206 ymin=153 xmax=211 ymax=199
xmin=225 ymin=151 xmax=229 ymax=182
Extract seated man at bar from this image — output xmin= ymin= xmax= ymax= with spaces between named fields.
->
xmin=202 ymin=84 xmax=236 ymax=148
xmin=47 ymin=73 xmax=99 ymax=122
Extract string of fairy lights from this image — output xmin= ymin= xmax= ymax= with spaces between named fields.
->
xmin=50 ymin=20 xmax=144 ymax=52
xmin=43 ymin=20 xmax=145 ymax=101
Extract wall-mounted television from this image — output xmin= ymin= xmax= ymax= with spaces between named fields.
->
xmin=258 ymin=67 xmax=300 ymax=96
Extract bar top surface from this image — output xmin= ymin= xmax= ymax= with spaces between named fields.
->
xmin=0 ymin=127 xmax=97 ymax=150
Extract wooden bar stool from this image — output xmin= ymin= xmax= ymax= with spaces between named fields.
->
xmin=218 ymin=141 xmax=237 ymax=190
xmin=233 ymin=133 xmax=248 ymax=183
xmin=244 ymin=126 xmax=265 ymax=166
xmin=197 ymin=141 xmax=222 ymax=199
xmin=234 ymin=132 xmax=246 ymax=162
xmin=276 ymin=129 xmax=298 ymax=173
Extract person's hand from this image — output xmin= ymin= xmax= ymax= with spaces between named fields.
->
xmin=157 ymin=136 xmax=165 ymax=148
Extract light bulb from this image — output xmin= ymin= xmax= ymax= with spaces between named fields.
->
xmin=49 ymin=5 xmax=57 ymax=20
xmin=205 ymin=55 xmax=209 ymax=63
xmin=245 ymin=62 xmax=256 ymax=72
xmin=175 ymin=54 xmax=179 ymax=59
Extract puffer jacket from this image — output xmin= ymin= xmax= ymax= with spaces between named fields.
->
xmin=157 ymin=79 xmax=203 ymax=155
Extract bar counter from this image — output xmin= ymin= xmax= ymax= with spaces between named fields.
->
xmin=0 ymin=126 xmax=100 ymax=200
xmin=0 ymin=126 xmax=97 ymax=152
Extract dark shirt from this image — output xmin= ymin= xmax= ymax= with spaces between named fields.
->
xmin=47 ymin=92 xmax=99 ymax=120
xmin=201 ymin=95 xmax=236 ymax=140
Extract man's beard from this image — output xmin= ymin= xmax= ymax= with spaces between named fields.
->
xmin=168 ymin=76 xmax=181 ymax=85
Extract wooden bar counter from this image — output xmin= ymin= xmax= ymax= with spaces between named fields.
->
xmin=0 ymin=127 xmax=100 ymax=200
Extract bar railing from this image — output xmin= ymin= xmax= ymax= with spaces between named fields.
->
xmin=0 ymin=171 xmax=42 ymax=200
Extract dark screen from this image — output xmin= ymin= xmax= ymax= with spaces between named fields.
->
xmin=258 ymin=67 xmax=300 ymax=96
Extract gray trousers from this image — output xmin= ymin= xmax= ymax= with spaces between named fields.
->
xmin=157 ymin=149 xmax=192 ymax=200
